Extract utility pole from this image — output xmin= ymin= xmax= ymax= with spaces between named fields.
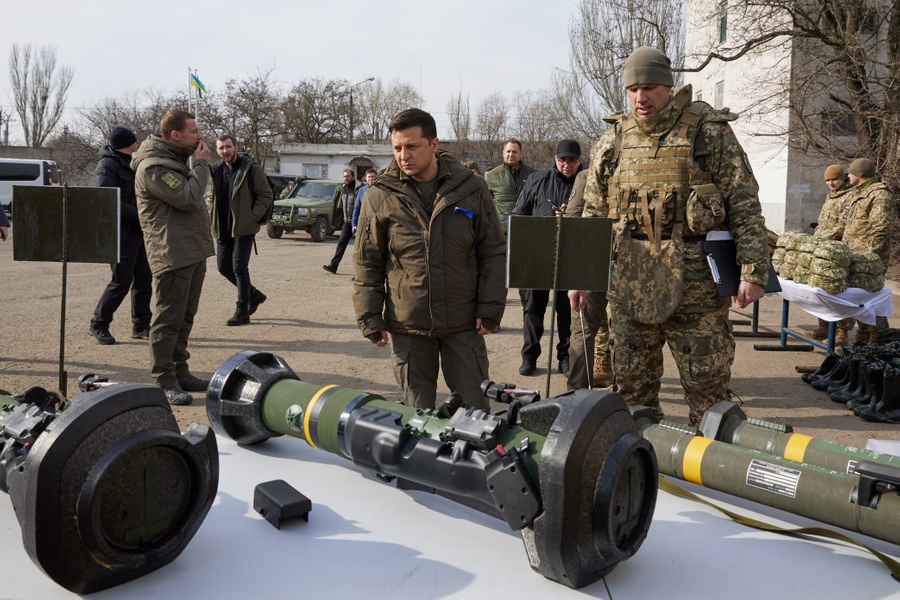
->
xmin=348 ymin=77 xmax=374 ymax=145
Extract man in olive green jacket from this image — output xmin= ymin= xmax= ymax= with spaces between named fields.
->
xmin=484 ymin=138 xmax=537 ymax=234
xmin=353 ymin=109 xmax=507 ymax=411
xmin=209 ymin=134 xmax=273 ymax=326
xmin=132 ymin=109 xmax=214 ymax=406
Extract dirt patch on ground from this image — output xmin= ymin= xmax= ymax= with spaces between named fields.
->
xmin=2 ymin=230 xmax=898 ymax=450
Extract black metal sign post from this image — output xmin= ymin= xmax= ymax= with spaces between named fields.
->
xmin=13 ymin=185 xmax=119 ymax=397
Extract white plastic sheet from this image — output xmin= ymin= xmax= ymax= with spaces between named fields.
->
xmin=778 ymin=277 xmax=893 ymax=325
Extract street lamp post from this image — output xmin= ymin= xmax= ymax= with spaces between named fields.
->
xmin=348 ymin=77 xmax=375 ymax=145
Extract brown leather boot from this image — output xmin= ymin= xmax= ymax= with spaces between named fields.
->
xmin=834 ymin=327 xmax=850 ymax=348
xmin=810 ymin=318 xmax=829 ymax=340
xmin=592 ymin=362 xmax=614 ymax=388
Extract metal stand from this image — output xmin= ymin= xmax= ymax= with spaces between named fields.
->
xmin=731 ymin=300 xmax=779 ymax=338
xmin=753 ymin=299 xmax=835 ymax=354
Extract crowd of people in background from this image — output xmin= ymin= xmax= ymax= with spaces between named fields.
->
xmin=26 ymin=46 xmax=887 ymax=427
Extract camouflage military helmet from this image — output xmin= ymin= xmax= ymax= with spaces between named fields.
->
xmin=623 ymin=46 xmax=674 ymax=88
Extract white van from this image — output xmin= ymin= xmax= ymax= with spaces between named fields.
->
xmin=0 ymin=158 xmax=61 ymax=214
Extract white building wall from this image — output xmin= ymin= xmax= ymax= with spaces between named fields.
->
xmin=274 ymin=143 xmax=393 ymax=179
xmin=684 ymin=0 xmax=794 ymax=233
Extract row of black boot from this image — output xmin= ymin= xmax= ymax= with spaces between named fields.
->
xmin=802 ymin=342 xmax=900 ymax=424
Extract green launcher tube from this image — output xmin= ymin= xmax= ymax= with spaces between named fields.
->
xmin=699 ymin=402 xmax=900 ymax=475
xmin=207 ymin=351 xmax=659 ymax=589
xmin=638 ymin=418 xmax=900 ymax=548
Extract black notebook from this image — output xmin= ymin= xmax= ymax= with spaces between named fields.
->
xmin=702 ymin=239 xmax=781 ymax=297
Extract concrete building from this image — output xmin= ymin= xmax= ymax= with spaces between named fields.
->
xmin=274 ymin=143 xmax=393 ymax=181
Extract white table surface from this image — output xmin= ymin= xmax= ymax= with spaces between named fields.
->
xmin=4 ymin=434 xmax=900 ymax=599
xmin=778 ymin=277 xmax=893 ymax=325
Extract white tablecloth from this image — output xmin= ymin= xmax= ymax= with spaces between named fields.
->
xmin=777 ymin=277 xmax=893 ymax=325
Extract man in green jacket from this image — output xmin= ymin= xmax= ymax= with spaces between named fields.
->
xmin=484 ymin=138 xmax=536 ymax=234
xmin=132 ymin=109 xmax=214 ymax=406
xmin=353 ymin=108 xmax=507 ymax=410
xmin=209 ymin=134 xmax=273 ymax=325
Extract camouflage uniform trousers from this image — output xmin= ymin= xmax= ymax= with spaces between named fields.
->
xmin=567 ymin=290 xmax=610 ymax=389
xmin=609 ymin=301 xmax=734 ymax=426
xmin=836 ymin=316 xmax=889 ymax=344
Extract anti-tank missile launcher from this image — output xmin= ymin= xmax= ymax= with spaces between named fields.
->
xmin=206 ymin=350 xmax=659 ymax=589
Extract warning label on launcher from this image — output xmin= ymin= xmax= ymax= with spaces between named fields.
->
xmin=746 ymin=459 xmax=801 ymax=498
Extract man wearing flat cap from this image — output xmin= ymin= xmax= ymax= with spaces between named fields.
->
xmin=87 ymin=126 xmax=153 ymax=345
xmin=569 ymin=46 xmax=769 ymax=426
xmin=840 ymin=157 xmax=893 ymax=344
xmin=512 ymin=138 xmax=584 ymax=377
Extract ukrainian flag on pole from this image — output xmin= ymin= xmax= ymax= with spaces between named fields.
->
xmin=190 ymin=72 xmax=206 ymax=98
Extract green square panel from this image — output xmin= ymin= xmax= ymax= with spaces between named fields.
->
xmin=12 ymin=186 xmax=120 ymax=263
xmin=507 ymin=216 xmax=613 ymax=291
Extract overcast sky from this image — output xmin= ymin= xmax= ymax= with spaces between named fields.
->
xmin=0 ymin=0 xmax=577 ymax=143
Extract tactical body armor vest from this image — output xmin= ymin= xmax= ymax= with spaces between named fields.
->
xmin=607 ymin=101 xmax=717 ymax=251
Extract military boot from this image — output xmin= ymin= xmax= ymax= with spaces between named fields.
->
xmin=802 ymin=353 xmax=840 ymax=385
xmin=834 ymin=327 xmax=851 ymax=350
xmin=227 ymin=301 xmax=251 ymax=326
xmin=858 ymin=365 xmax=900 ymax=422
xmin=810 ymin=319 xmax=830 ymax=340
xmin=828 ymin=354 xmax=860 ymax=402
xmin=851 ymin=361 xmax=884 ymax=415
xmin=592 ymin=362 xmax=614 ymax=388
xmin=249 ymin=288 xmax=267 ymax=316
xmin=811 ymin=358 xmax=849 ymax=391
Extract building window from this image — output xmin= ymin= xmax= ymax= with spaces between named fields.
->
xmin=714 ymin=81 xmax=724 ymax=109
xmin=696 ymin=90 xmax=703 ymax=102
xmin=718 ymin=7 xmax=727 ymax=42
xmin=820 ymin=112 xmax=858 ymax=137
xmin=303 ymin=164 xmax=328 ymax=178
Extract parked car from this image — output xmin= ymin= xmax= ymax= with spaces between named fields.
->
xmin=267 ymin=173 xmax=304 ymax=200
xmin=266 ymin=179 xmax=342 ymax=242
xmin=0 ymin=158 xmax=60 ymax=214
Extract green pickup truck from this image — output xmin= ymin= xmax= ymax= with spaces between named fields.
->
xmin=266 ymin=178 xmax=342 ymax=242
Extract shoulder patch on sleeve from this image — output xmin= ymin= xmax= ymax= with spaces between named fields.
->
xmin=161 ymin=171 xmax=182 ymax=189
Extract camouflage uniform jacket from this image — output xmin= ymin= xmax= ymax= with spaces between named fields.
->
xmin=353 ymin=150 xmax=507 ymax=338
xmin=484 ymin=161 xmax=537 ymax=234
xmin=132 ymin=136 xmax=213 ymax=275
xmin=842 ymin=178 xmax=893 ymax=265
xmin=583 ymin=85 xmax=769 ymax=289
xmin=813 ymin=183 xmax=852 ymax=240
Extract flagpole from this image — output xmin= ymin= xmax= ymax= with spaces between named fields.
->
xmin=188 ymin=66 xmax=194 ymax=115
xmin=192 ymin=69 xmax=201 ymax=126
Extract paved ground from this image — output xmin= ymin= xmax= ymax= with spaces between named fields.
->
xmin=2 ymin=229 xmax=898 ymax=449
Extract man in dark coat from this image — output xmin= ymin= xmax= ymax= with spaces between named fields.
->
xmin=511 ymin=139 xmax=583 ymax=377
xmin=87 ymin=126 xmax=153 ymax=345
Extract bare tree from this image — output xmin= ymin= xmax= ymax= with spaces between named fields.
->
xmin=685 ymin=1 xmax=899 ymax=187
xmin=77 ymin=89 xmax=184 ymax=147
xmin=555 ymin=0 xmax=685 ymax=139
xmin=8 ymin=44 xmax=74 ymax=147
xmin=475 ymin=93 xmax=509 ymax=148
xmin=356 ymin=80 xmax=423 ymax=143
xmin=282 ymin=77 xmax=348 ymax=144
xmin=447 ymin=91 xmax=472 ymax=140
xmin=202 ymin=68 xmax=282 ymax=168
xmin=46 ymin=126 xmax=97 ymax=185
xmin=684 ymin=0 xmax=900 ymax=269
xmin=511 ymin=90 xmax=569 ymax=164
